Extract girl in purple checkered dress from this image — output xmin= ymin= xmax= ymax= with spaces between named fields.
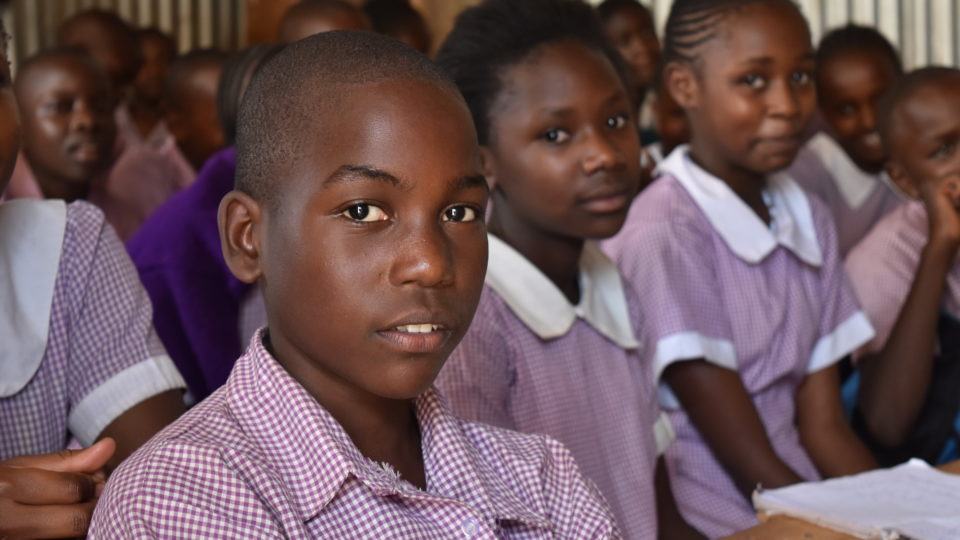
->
xmin=433 ymin=1 xmax=700 ymax=538
xmin=604 ymin=0 xmax=879 ymax=536
xmin=0 ymin=22 xmax=186 ymax=539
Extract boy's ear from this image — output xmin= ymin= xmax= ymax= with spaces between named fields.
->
xmin=479 ymin=146 xmax=498 ymax=191
xmin=218 ymin=190 xmax=264 ymax=284
xmin=665 ymin=61 xmax=699 ymax=110
xmin=886 ymin=160 xmax=919 ymax=199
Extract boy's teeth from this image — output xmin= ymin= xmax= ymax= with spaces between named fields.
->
xmin=395 ymin=324 xmax=439 ymax=333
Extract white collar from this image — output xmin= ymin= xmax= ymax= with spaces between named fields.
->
xmin=661 ymin=145 xmax=823 ymax=267
xmin=806 ymin=132 xmax=885 ymax=209
xmin=485 ymin=234 xmax=639 ymax=349
xmin=0 ymin=199 xmax=67 ymax=397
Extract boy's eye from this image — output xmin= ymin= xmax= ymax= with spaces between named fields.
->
xmin=42 ymin=100 xmax=74 ymax=115
xmin=542 ymin=128 xmax=570 ymax=144
xmin=442 ymin=205 xmax=478 ymax=223
xmin=840 ymin=104 xmax=857 ymax=117
xmin=342 ymin=203 xmax=388 ymax=222
xmin=740 ymin=74 xmax=766 ymax=90
xmin=931 ymin=141 xmax=958 ymax=160
xmin=606 ymin=113 xmax=629 ymax=130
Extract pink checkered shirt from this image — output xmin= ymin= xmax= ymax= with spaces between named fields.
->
xmin=0 ymin=201 xmax=184 ymax=459
xmin=845 ymin=200 xmax=960 ymax=353
xmin=90 ymin=331 xmax=620 ymax=539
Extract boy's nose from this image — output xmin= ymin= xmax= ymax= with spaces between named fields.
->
xmin=388 ymin=225 xmax=455 ymax=289
xmin=70 ymin=101 xmax=96 ymax=131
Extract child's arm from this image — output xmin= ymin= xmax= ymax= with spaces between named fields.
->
xmin=858 ymin=179 xmax=960 ymax=446
xmin=665 ymin=360 xmax=803 ymax=499
xmin=797 ymin=364 xmax=876 ymax=476
xmin=654 ymin=457 xmax=704 ymax=539
xmin=99 ymin=390 xmax=185 ymax=470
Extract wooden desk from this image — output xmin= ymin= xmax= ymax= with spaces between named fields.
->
xmin=723 ymin=460 xmax=960 ymax=539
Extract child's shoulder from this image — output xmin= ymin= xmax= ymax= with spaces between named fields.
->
xmin=846 ymin=201 xmax=928 ymax=272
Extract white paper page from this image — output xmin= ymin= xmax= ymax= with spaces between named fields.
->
xmin=753 ymin=459 xmax=960 ymax=539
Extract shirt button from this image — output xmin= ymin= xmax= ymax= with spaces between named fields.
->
xmin=461 ymin=517 xmax=480 ymax=537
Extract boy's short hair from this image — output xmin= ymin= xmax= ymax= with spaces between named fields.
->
xmin=596 ymin=0 xmax=653 ymax=24
xmin=435 ymin=0 xmax=626 ymax=146
xmin=817 ymin=24 xmax=902 ymax=74
xmin=15 ymin=47 xmax=108 ymax=96
xmin=235 ymin=30 xmax=459 ymax=204
xmin=164 ymin=49 xmax=228 ymax=110
xmin=878 ymin=66 xmax=960 ymax=149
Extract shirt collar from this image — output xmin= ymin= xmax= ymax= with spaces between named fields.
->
xmin=485 ymin=234 xmax=639 ymax=348
xmin=661 ymin=145 xmax=823 ymax=267
xmin=227 ymin=331 xmax=551 ymax=531
xmin=0 ymin=200 xmax=67 ymax=397
xmin=806 ymin=132 xmax=884 ymax=209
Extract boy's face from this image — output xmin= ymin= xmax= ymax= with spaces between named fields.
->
xmin=485 ymin=41 xmax=641 ymax=241
xmin=818 ymin=49 xmax=899 ymax=174
xmin=166 ymin=63 xmax=225 ymax=170
xmin=60 ymin=23 xmax=139 ymax=94
xmin=671 ymin=2 xmax=815 ymax=175
xmin=603 ymin=6 xmax=660 ymax=96
xmin=0 ymin=47 xmax=20 ymax=193
xmin=226 ymin=78 xmax=488 ymax=401
xmin=134 ymin=34 xmax=175 ymax=105
xmin=887 ymin=77 xmax=960 ymax=199
xmin=278 ymin=9 xmax=370 ymax=43
xmin=17 ymin=58 xmax=116 ymax=188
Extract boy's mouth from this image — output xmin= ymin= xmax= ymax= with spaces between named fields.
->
xmin=377 ymin=323 xmax=451 ymax=354
xmin=392 ymin=324 xmax=443 ymax=333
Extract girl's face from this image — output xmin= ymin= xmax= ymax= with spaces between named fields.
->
xmin=670 ymin=2 xmax=816 ymax=176
xmin=604 ymin=6 xmax=661 ymax=96
xmin=485 ymin=41 xmax=642 ymax=241
xmin=0 ymin=43 xmax=20 ymax=194
xmin=817 ymin=49 xmax=899 ymax=174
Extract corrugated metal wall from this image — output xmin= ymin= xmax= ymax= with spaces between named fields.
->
xmin=611 ymin=0 xmax=960 ymax=69
xmin=3 ymin=0 xmax=247 ymax=70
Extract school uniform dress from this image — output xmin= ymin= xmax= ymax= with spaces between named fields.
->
xmin=0 ymin=200 xmax=185 ymax=460
xmin=128 ymin=147 xmax=251 ymax=401
xmin=437 ymin=235 xmax=672 ymax=539
xmin=89 ymin=331 xmax=620 ymax=539
xmin=603 ymin=146 xmax=875 ymax=537
xmin=789 ymin=133 xmax=902 ymax=256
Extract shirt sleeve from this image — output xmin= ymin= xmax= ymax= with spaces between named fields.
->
xmin=435 ymin=291 xmax=517 ymax=430
xmin=606 ymin=219 xmax=738 ymax=388
xmin=62 ymin=202 xmax=186 ymax=445
xmin=844 ymin=222 xmax=918 ymax=357
xmin=806 ymin=200 xmax=875 ymax=373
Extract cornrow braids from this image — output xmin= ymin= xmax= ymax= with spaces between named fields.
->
xmin=663 ymin=0 xmax=802 ymax=65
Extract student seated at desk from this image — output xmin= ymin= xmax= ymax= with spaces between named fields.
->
xmin=90 ymin=31 xmax=618 ymax=538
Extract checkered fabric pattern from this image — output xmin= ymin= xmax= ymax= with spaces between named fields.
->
xmin=846 ymin=200 xmax=960 ymax=354
xmin=603 ymin=174 xmax=873 ymax=538
xmin=789 ymin=139 xmax=901 ymax=257
xmin=438 ymin=282 xmax=661 ymax=539
xmin=89 ymin=330 xmax=620 ymax=539
xmin=0 ymin=201 xmax=184 ymax=459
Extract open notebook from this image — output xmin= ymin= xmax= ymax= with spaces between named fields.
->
xmin=753 ymin=459 xmax=960 ymax=539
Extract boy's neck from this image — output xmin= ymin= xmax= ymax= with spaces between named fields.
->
xmin=688 ymin=141 xmax=771 ymax=225
xmin=488 ymin=199 xmax=584 ymax=304
xmin=264 ymin=332 xmax=427 ymax=489
xmin=32 ymin=168 xmax=91 ymax=202
xmin=128 ymin=97 xmax=163 ymax=139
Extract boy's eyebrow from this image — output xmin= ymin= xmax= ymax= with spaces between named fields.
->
xmin=323 ymin=164 xmax=408 ymax=189
xmin=454 ymin=174 xmax=489 ymax=191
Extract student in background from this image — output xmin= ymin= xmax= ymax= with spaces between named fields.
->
xmin=434 ymin=1 xmax=699 ymax=537
xmin=90 ymin=31 xmax=618 ymax=538
xmin=790 ymin=25 xmax=903 ymax=256
xmin=58 ymin=9 xmax=143 ymax=152
xmin=0 ymin=22 xmax=185 ymax=538
xmin=123 ymin=28 xmax=177 ymax=149
xmin=845 ymin=67 xmax=960 ymax=465
xmin=162 ymin=49 xmax=227 ymax=174
xmin=598 ymin=0 xmax=661 ymax=147
xmin=604 ymin=1 xmax=877 ymax=536
xmin=364 ymin=0 xmax=432 ymax=55
xmin=277 ymin=0 xmax=370 ymax=44
xmin=646 ymin=70 xmax=690 ymax=165
xmin=128 ymin=44 xmax=283 ymax=402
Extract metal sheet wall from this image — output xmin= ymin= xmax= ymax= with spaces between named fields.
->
xmin=3 ymin=0 xmax=246 ymax=70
